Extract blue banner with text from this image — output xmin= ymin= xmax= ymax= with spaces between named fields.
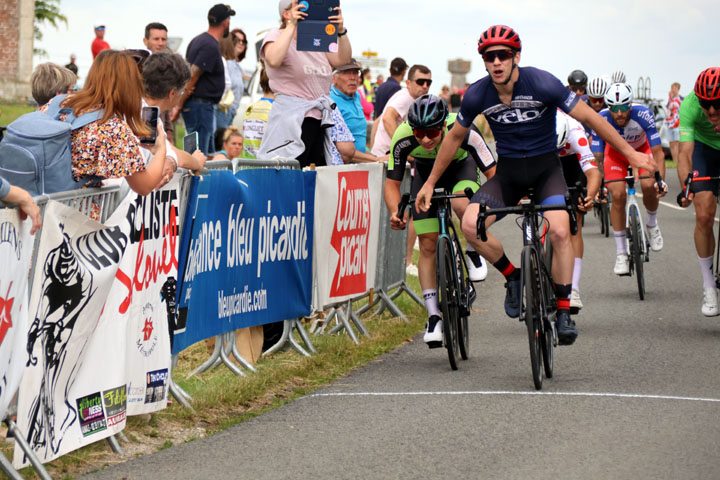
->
xmin=173 ymin=169 xmax=316 ymax=353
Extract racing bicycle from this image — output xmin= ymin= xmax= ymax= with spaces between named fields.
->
xmin=605 ymin=169 xmax=665 ymax=300
xmin=683 ymin=173 xmax=720 ymax=288
xmin=398 ymin=188 xmax=475 ymax=370
xmin=593 ymin=179 xmax=610 ymax=237
xmin=476 ymin=189 xmax=578 ymax=390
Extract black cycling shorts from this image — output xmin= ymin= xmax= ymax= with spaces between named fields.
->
xmin=690 ymin=140 xmax=720 ymax=196
xmin=471 ymin=153 xmax=567 ymax=221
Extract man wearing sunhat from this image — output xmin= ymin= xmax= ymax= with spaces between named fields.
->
xmin=171 ymin=4 xmax=236 ymax=155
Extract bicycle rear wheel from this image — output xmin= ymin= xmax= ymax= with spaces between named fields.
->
xmin=522 ymin=247 xmax=544 ymax=390
xmin=437 ymin=236 xmax=460 ymax=370
xmin=629 ymin=205 xmax=645 ymax=300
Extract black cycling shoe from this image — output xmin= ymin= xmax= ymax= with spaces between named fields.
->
xmin=556 ymin=310 xmax=578 ymax=345
xmin=504 ymin=277 xmax=521 ymax=318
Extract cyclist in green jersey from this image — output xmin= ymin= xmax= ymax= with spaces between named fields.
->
xmin=384 ymin=94 xmax=496 ymax=345
xmin=677 ymin=68 xmax=720 ymax=316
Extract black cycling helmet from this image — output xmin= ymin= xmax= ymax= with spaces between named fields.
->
xmin=408 ymin=94 xmax=448 ymax=130
xmin=567 ymin=69 xmax=588 ymax=87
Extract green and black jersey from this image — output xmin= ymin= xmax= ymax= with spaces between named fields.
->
xmin=386 ymin=113 xmax=496 ymax=181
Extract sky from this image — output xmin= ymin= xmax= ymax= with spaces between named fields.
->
xmin=34 ymin=0 xmax=720 ymax=101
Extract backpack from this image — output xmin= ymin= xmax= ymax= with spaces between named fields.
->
xmin=0 ymin=94 xmax=104 ymax=196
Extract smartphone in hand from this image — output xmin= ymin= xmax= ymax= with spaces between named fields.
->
xmin=139 ymin=106 xmax=160 ymax=144
xmin=183 ymin=131 xmax=198 ymax=153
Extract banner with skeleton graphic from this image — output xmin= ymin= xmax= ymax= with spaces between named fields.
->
xmin=0 ymin=209 xmax=33 ymax=422
xmin=14 ymin=201 xmax=130 ymax=467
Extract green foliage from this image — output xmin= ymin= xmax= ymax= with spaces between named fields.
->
xmin=34 ymin=0 xmax=68 ymax=57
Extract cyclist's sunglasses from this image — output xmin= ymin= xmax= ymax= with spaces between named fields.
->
xmin=413 ymin=78 xmax=432 ymax=87
xmin=609 ymin=104 xmax=631 ymax=113
xmin=481 ymin=49 xmax=514 ymax=62
xmin=589 ymin=96 xmax=605 ymax=103
xmin=698 ymin=97 xmax=720 ymax=111
xmin=413 ymin=127 xmax=443 ymax=139
xmin=124 ymin=49 xmax=150 ymax=72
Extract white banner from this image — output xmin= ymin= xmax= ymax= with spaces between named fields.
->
xmin=312 ymin=163 xmax=383 ymax=308
xmin=102 ymin=180 xmax=178 ymax=416
xmin=13 ymin=178 xmax=180 ymax=467
xmin=15 ymin=201 xmax=130 ymax=467
xmin=0 ymin=210 xmax=33 ymax=421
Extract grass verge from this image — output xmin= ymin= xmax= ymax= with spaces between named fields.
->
xmin=5 ymin=267 xmax=425 ymax=479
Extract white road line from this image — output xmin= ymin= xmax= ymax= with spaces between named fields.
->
xmin=307 ymin=390 xmax=720 ymax=404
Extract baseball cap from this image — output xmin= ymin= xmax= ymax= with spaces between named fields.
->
xmin=208 ymin=4 xmax=236 ymax=24
xmin=94 ymin=21 xmax=105 ymax=29
xmin=333 ymin=58 xmax=362 ymax=75
xmin=278 ymin=0 xmax=294 ymax=15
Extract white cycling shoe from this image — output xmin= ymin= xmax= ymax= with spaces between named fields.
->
xmin=614 ymin=253 xmax=630 ymax=275
xmin=647 ymin=225 xmax=663 ymax=252
xmin=702 ymin=288 xmax=719 ymax=317
xmin=424 ymin=315 xmax=443 ymax=347
xmin=466 ymin=251 xmax=488 ymax=282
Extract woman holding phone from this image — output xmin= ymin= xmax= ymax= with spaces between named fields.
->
xmin=40 ymin=49 xmax=166 ymax=196
xmin=258 ymin=0 xmax=352 ymax=167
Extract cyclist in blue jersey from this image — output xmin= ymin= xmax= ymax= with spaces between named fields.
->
xmin=591 ymin=83 xmax=667 ymax=275
xmin=416 ymin=25 xmax=656 ymax=346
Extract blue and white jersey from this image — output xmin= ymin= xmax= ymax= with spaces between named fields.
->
xmin=590 ymin=104 xmax=661 ymax=153
xmin=457 ymin=66 xmax=579 ymax=158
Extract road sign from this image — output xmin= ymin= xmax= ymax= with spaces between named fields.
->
xmin=359 ymin=58 xmax=387 ymax=68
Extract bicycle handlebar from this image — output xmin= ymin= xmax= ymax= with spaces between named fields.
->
xmin=680 ymin=173 xmax=720 ymax=205
xmin=475 ymin=189 xmax=578 ymax=242
xmin=397 ymin=187 xmax=475 ymax=219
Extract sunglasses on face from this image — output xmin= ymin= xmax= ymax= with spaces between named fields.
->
xmin=481 ymin=49 xmax=514 ymax=62
xmin=235 ymin=36 xmax=247 ymax=45
xmin=413 ymin=78 xmax=432 ymax=87
xmin=589 ymin=97 xmax=605 ymax=103
xmin=609 ymin=104 xmax=631 ymax=113
xmin=413 ymin=127 xmax=442 ymax=139
xmin=699 ymin=97 xmax=720 ymax=111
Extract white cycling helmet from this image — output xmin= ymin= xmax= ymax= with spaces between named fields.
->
xmin=611 ymin=70 xmax=627 ymax=84
xmin=604 ymin=82 xmax=633 ymax=106
xmin=556 ymin=112 xmax=570 ymax=150
xmin=587 ymin=77 xmax=608 ymax=98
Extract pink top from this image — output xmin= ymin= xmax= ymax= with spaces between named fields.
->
xmin=261 ymin=29 xmax=333 ymax=119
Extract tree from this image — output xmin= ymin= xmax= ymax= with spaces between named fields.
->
xmin=34 ymin=0 xmax=68 ymax=57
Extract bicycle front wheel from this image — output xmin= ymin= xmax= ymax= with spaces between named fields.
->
xmin=629 ymin=204 xmax=645 ymax=300
xmin=437 ymin=236 xmax=460 ymax=370
xmin=521 ymin=246 xmax=544 ymax=390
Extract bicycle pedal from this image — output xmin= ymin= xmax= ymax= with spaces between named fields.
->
xmin=569 ymin=306 xmax=580 ymax=315
xmin=427 ymin=341 xmax=442 ymax=349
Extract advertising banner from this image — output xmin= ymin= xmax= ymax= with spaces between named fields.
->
xmin=0 ymin=210 xmax=33 ymax=422
xmin=173 ymin=169 xmax=316 ymax=354
xmin=14 ymin=201 xmax=130 ymax=467
xmin=312 ymin=163 xmax=383 ymax=308
xmin=13 ymin=178 xmax=180 ymax=467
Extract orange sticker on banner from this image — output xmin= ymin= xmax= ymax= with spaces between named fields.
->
xmin=325 ymin=24 xmax=336 ymax=35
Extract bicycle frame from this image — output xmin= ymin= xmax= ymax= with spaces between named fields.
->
xmin=624 ymin=176 xmax=649 ymax=262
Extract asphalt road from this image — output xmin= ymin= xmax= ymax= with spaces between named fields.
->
xmin=84 ymin=169 xmax=720 ymax=480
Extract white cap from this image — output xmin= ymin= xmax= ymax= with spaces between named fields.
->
xmin=94 ymin=20 xmax=106 ymax=29
xmin=278 ymin=0 xmax=292 ymax=15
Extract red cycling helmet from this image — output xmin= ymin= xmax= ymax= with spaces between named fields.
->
xmin=695 ymin=68 xmax=720 ymax=100
xmin=477 ymin=25 xmax=522 ymax=54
